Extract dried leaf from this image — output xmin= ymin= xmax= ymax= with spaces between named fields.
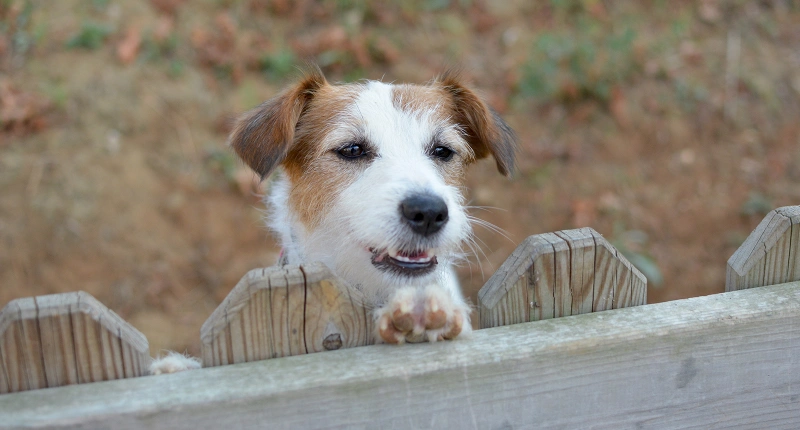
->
xmin=0 ymin=80 xmax=51 ymax=137
xmin=149 ymin=0 xmax=186 ymax=16
xmin=609 ymin=87 xmax=630 ymax=128
xmin=571 ymin=199 xmax=597 ymax=227
xmin=117 ymin=26 xmax=142 ymax=65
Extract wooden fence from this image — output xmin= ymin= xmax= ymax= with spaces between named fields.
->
xmin=0 ymin=206 xmax=799 ymax=428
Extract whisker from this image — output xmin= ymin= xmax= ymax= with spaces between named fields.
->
xmin=467 ymin=216 xmax=513 ymax=243
xmin=465 ymin=205 xmax=508 ymax=213
xmin=467 ymin=237 xmax=488 ymax=280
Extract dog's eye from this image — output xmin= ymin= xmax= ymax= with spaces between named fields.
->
xmin=431 ymin=146 xmax=454 ymax=161
xmin=338 ymin=144 xmax=366 ymax=159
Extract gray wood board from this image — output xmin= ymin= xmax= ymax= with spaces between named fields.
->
xmin=727 ymin=205 xmax=800 ymax=291
xmin=3 ymin=282 xmax=800 ymax=429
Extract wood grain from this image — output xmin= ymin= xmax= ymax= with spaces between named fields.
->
xmin=0 ymin=292 xmax=150 ymax=394
xmin=479 ymin=227 xmax=647 ymax=328
xmin=4 ymin=281 xmax=800 ymax=429
xmin=302 ymin=263 xmax=373 ymax=352
xmin=200 ymin=262 xmax=372 ymax=366
xmin=727 ymin=205 xmax=800 ymax=291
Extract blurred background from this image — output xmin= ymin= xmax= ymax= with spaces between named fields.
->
xmin=1 ymin=0 xmax=799 ymax=356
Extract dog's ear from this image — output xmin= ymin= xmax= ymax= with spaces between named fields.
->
xmin=435 ymin=70 xmax=517 ymax=177
xmin=228 ymin=66 xmax=328 ymax=179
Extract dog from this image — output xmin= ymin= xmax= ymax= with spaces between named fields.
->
xmin=150 ymin=66 xmax=515 ymax=374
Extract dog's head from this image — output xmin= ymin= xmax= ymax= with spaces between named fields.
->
xmin=229 ymin=66 xmax=515 ymax=292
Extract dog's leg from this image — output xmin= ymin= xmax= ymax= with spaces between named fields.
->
xmin=149 ymin=351 xmax=202 ymax=375
xmin=376 ymin=274 xmax=472 ymax=344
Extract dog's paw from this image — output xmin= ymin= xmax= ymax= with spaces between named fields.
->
xmin=376 ymin=285 xmax=471 ymax=344
xmin=149 ymin=351 xmax=202 ymax=375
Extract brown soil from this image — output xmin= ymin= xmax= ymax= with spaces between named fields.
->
xmin=2 ymin=1 xmax=799 ymax=356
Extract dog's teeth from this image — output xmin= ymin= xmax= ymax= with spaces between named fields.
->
xmin=380 ymin=248 xmax=438 ymax=265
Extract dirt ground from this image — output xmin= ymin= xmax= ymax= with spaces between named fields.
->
xmin=2 ymin=1 xmax=799 ymax=356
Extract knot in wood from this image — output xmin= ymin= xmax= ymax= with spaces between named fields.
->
xmin=323 ymin=333 xmax=343 ymax=350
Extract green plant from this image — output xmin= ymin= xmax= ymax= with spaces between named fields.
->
xmin=90 ymin=0 xmax=110 ymax=12
xmin=611 ymin=223 xmax=664 ymax=287
xmin=168 ymin=59 xmax=185 ymax=78
xmin=141 ymin=33 xmax=179 ymax=62
xmin=206 ymin=149 xmax=239 ymax=183
xmin=740 ymin=192 xmax=772 ymax=217
xmin=1 ymin=0 xmax=38 ymax=66
xmin=519 ymin=17 xmax=638 ymax=104
xmin=66 ymin=21 xmax=113 ymax=50
xmin=259 ymin=48 xmax=295 ymax=81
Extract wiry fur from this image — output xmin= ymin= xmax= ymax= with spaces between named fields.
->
xmin=149 ymin=66 xmax=516 ymax=374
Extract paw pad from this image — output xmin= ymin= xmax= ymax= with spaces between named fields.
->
xmin=376 ymin=285 xmax=468 ymax=344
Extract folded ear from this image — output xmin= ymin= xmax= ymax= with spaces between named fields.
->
xmin=228 ymin=66 xmax=328 ymax=179
xmin=435 ymin=71 xmax=517 ymax=177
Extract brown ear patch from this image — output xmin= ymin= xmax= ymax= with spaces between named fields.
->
xmin=434 ymin=70 xmax=517 ymax=177
xmin=228 ymin=66 xmax=328 ymax=179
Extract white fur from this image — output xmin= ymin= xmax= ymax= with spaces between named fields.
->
xmin=149 ymin=352 xmax=201 ymax=375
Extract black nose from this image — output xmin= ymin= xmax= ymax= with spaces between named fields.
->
xmin=400 ymin=194 xmax=449 ymax=237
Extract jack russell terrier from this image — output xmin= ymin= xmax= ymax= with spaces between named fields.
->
xmin=150 ymin=66 xmax=515 ymax=374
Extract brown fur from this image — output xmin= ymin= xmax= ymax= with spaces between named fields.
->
xmin=433 ymin=70 xmax=517 ymax=177
xmin=282 ymin=84 xmax=362 ymax=229
xmin=283 ymin=87 xmax=362 ymax=229
xmin=227 ymin=66 xmax=328 ymax=179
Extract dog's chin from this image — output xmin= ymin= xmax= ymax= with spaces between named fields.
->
xmin=369 ymin=247 xmax=438 ymax=278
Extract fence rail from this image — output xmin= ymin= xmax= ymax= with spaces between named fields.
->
xmin=1 ymin=206 xmax=799 ymax=429
xmin=2 ymin=281 xmax=799 ymax=429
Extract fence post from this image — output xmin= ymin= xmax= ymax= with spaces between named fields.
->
xmin=478 ymin=227 xmax=646 ymax=329
xmin=200 ymin=262 xmax=373 ymax=366
xmin=0 ymin=291 xmax=150 ymax=394
xmin=727 ymin=205 xmax=800 ymax=291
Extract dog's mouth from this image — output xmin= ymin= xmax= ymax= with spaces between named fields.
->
xmin=369 ymin=247 xmax=438 ymax=276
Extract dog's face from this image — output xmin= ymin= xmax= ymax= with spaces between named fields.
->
xmin=229 ymin=68 xmax=515 ymax=295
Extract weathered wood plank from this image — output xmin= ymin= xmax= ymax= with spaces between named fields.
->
xmin=36 ymin=296 xmax=79 ymax=388
xmin=790 ymin=216 xmax=800 ymax=281
xmin=0 ymin=309 xmax=24 ymax=393
xmin=479 ymin=227 xmax=646 ymax=328
xmin=727 ymin=205 xmax=800 ymax=291
xmin=555 ymin=228 xmax=596 ymax=315
xmin=71 ymin=309 xmax=105 ymax=383
xmin=531 ymin=245 xmax=555 ymax=321
xmin=302 ymin=263 xmax=373 ymax=352
xmin=266 ymin=268 xmax=292 ymax=359
xmin=591 ymin=235 xmax=616 ymax=312
xmin=200 ymin=263 xmax=372 ymax=366
xmin=0 ymin=292 xmax=149 ymax=394
xmin=477 ymin=236 xmax=538 ymax=327
xmin=4 ymin=281 xmax=800 ymax=429
xmin=15 ymin=299 xmax=47 ymax=390
xmin=545 ymin=232 xmax=573 ymax=318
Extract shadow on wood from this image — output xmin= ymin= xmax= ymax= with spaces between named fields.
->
xmin=200 ymin=262 xmax=374 ymax=367
xmin=478 ymin=227 xmax=647 ymax=329
xmin=727 ymin=205 xmax=800 ymax=292
xmin=0 ymin=291 xmax=150 ymax=394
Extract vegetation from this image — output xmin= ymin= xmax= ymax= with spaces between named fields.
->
xmin=2 ymin=0 xmax=799 ymax=354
